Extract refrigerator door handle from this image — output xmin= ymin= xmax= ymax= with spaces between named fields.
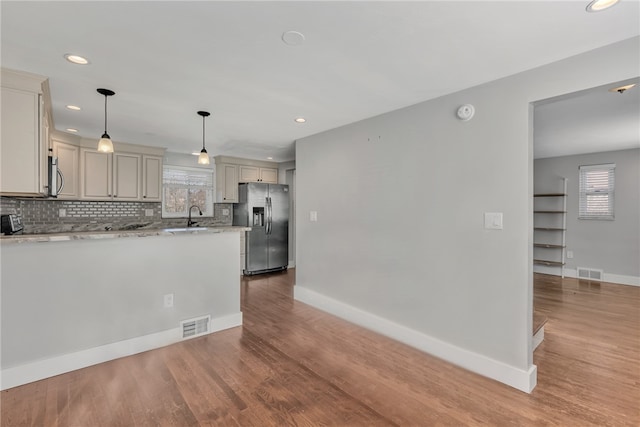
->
xmin=267 ymin=197 xmax=273 ymax=235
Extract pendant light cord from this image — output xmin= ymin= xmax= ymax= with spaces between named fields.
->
xmin=202 ymin=115 xmax=206 ymax=150
xmin=104 ymin=95 xmax=108 ymax=134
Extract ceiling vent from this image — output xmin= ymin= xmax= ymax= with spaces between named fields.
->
xmin=577 ymin=267 xmax=603 ymax=281
xmin=181 ymin=315 xmax=211 ymax=339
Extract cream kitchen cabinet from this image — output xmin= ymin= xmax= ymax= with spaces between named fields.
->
xmin=80 ymin=149 xmax=113 ymax=200
xmin=0 ymin=69 xmax=49 ymax=196
xmin=113 ymin=153 xmax=142 ymax=200
xmin=216 ymin=163 xmax=239 ymax=203
xmin=238 ymin=165 xmax=278 ymax=183
xmin=142 ymin=155 xmax=162 ymax=202
xmin=81 ymin=150 xmax=142 ymax=201
xmin=52 ymin=139 xmax=79 ymax=199
xmin=214 ymin=156 xmax=279 ymax=203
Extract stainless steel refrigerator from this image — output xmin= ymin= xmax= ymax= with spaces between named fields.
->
xmin=233 ymin=183 xmax=289 ymax=275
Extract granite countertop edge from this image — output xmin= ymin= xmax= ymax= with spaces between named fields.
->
xmin=0 ymin=226 xmax=251 ymax=244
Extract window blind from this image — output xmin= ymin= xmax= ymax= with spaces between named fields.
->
xmin=162 ymin=165 xmax=214 ymax=218
xmin=578 ymin=163 xmax=615 ymax=220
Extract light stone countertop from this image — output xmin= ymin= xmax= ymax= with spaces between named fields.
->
xmin=0 ymin=226 xmax=251 ymax=244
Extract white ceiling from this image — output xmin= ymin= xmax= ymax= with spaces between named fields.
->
xmin=534 ymin=77 xmax=640 ymax=159
xmin=2 ymin=1 xmax=639 ymax=162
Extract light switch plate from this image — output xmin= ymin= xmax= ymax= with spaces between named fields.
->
xmin=145 ymin=209 xmax=154 ymax=217
xmin=567 ymin=250 xmax=574 ymax=259
xmin=484 ymin=212 xmax=503 ymax=230
xmin=310 ymin=211 xmax=318 ymax=222
xmin=59 ymin=208 xmax=66 ymax=218
xmin=222 ymin=208 xmax=230 ymax=216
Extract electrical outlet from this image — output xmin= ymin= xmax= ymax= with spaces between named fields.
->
xmin=310 ymin=211 xmax=318 ymax=222
xmin=163 ymin=293 xmax=174 ymax=308
xmin=567 ymin=250 xmax=574 ymax=259
xmin=222 ymin=208 xmax=230 ymax=216
xmin=145 ymin=209 xmax=154 ymax=217
xmin=59 ymin=208 xmax=66 ymax=218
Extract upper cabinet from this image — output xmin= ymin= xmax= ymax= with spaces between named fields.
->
xmin=79 ymin=146 xmax=164 ymax=202
xmin=214 ymin=155 xmax=278 ymax=203
xmin=57 ymin=137 xmax=165 ymax=202
xmin=142 ymin=155 xmax=162 ymax=202
xmin=52 ymin=137 xmax=80 ymax=199
xmin=238 ymin=165 xmax=278 ymax=183
xmin=0 ymin=69 xmax=50 ymax=196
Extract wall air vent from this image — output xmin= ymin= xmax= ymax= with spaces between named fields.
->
xmin=181 ymin=315 xmax=211 ymax=339
xmin=577 ymin=267 xmax=604 ymax=281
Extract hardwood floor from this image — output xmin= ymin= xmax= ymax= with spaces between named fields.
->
xmin=2 ymin=271 xmax=638 ymax=426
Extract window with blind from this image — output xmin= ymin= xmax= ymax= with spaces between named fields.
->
xmin=162 ymin=165 xmax=214 ymax=218
xmin=578 ymin=163 xmax=615 ymax=220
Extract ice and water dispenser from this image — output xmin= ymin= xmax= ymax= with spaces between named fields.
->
xmin=252 ymin=207 xmax=264 ymax=227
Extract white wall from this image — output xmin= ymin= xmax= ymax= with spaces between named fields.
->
xmin=534 ymin=148 xmax=639 ymax=283
xmin=294 ymin=37 xmax=639 ymax=392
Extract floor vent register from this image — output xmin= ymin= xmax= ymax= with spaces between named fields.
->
xmin=181 ymin=315 xmax=211 ymax=339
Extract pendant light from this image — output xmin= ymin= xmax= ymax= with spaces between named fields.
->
xmin=197 ymin=111 xmax=211 ymax=165
xmin=96 ymin=88 xmax=115 ymax=153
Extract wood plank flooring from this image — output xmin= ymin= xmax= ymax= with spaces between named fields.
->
xmin=2 ymin=271 xmax=639 ymax=426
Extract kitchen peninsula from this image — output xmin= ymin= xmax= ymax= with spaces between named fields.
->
xmin=0 ymin=226 xmax=248 ymax=390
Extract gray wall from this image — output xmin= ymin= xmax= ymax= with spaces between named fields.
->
xmin=1 ymin=232 xmax=241 ymax=369
xmin=534 ymin=148 xmax=639 ymax=277
xmin=295 ymin=36 xmax=639 ymax=379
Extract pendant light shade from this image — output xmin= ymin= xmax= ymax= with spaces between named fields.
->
xmin=97 ymin=88 xmax=115 ymax=153
xmin=197 ymin=111 xmax=211 ymax=165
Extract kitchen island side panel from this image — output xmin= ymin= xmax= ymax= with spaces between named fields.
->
xmin=0 ymin=232 xmax=241 ymax=372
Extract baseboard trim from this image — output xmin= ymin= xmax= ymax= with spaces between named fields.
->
xmin=533 ymin=326 xmax=544 ymax=351
xmin=294 ymin=286 xmax=536 ymax=393
xmin=0 ymin=312 xmax=242 ymax=391
xmin=533 ymin=266 xmax=639 ymax=287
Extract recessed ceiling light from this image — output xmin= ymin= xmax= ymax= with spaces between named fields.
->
xmin=66 ymin=128 xmax=78 ymax=133
xmin=267 ymin=157 xmax=273 ymax=160
xmin=294 ymin=117 xmax=306 ymax=123
xmin=66 ymin=105 xmax=81 ymax=111
xmin=609 ymin=83 xmax=636 ymax=94
xmin=586 ymin=0 xmax=619 ymax=12
xmin=282 ymin=31 xmax=305 ymax=46
xmin=64 ymin=54 xmax=89 ymax=65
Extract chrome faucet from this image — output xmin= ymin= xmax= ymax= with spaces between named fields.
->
xmin=188 ymin=205 xmax=203 ymax=227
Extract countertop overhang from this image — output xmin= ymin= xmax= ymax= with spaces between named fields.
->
xmin=0 ymin=226 xmax=251 ymax=244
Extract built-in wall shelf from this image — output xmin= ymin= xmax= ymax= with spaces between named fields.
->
xmin=533 ymin=179 xmax=568 ymax=277
xmin=534 ymin=259 xmax=565 ymax=267
xmin=534 ymin=227 xmax=566 ymax=231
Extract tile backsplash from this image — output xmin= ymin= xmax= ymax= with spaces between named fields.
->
xmin=0 ymin=197 xmax=233 ymax=234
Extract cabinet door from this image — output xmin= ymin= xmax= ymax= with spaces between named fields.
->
xmin=260 ymin=167 xmax=278 ymax=184
xmin=81 ymin=149 xmax=112 ymax=199
xmin=239 ymin=165 xmax=259 ymax=182
xmin=216 ymin=163 xmax=238 ymax=202
xmin=142 ymin=155 xmax=162 ymax=201
xmin=113 ymin=153 xmax=141 ymax=200
xmin=0 ymin=87 xmax=42 ymax=195
xmin=53 ymin=140 xmax=79 ymax=198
